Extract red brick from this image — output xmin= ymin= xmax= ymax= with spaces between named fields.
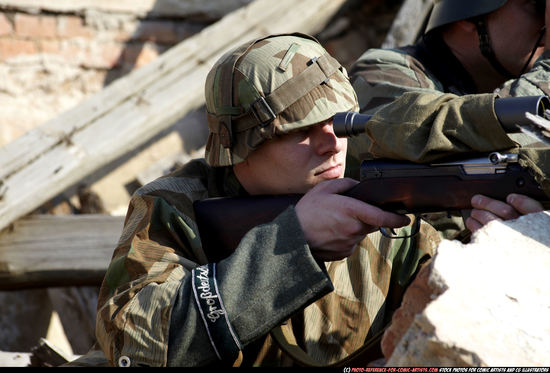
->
xmin=82 ymin=42 xmax=123 ymax=69
xmin=57 ymin=15 xmax=92 ymax=38
xmin=101 ymin=42 xmax=124 ymax=68
xmin=0 ymin=38 xmax=36 ymax=60
xmin=15 ymin=13 xmax=57 ymax=38
xmin=39 ymin=39 xmax=61 ymax=54
xmin=57 ymin=41 xmax=85 ymax=66
xmin=113 ymin=29 xmax=133 ymax=42
xmin=0 ymin=13 xmax=13 ymax=36
xmin=134 ymin=45 xmax=162 ymax=68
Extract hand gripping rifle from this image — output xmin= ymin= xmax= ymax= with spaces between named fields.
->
xmin=194 ymin=96 xmax=550 ymax=262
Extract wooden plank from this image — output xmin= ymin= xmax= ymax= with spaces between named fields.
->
xmin=30 ymin=338 xmax=75 ymax=367
xmin=0 ymin=351 xmax=31 ymax=367
xmin=0 ymin=215 xmax=124 ymax=290
xmin=0 ymin=0 xmax=347 ymax=233
xmin=136 ymin=146 xmax=205 ymax=187
xmin=382 ymin=0 xmax=431 ymax=48
xmin=48 ymin=287 xmax=99 ymax=355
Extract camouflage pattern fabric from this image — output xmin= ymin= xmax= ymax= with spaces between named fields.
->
xmin=348 ymin=42 xmax=550 ymax=166
xmin=300 ymin=220 xmax=439 ymax=364
xmin=348 ymin=43 xmax=550 ymax=166
xmin=95 ymin=159 xmax=440 ymax=367
xmin=346 ymin=38 xmax=550 ymax=238
xmin=95 ymin=33 xmax=440 ymax=368
xmin=204 ymin=33 xmax=358 ymax=166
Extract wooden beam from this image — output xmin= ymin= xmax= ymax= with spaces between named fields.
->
xmin=0 ymin=351 xmax=31 ymax=367
xmin=0 ymin=214 xmax=124 ymax=290
xmin=0 ymin=0 xmax=347 ymax=233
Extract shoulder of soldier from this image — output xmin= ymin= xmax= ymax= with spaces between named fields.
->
xmin=349 ymin=46 xmax=429 ymax=89
xmin=135 ymin=158 xmax=210 ymax=199
xmin=350 ymin=45 xmax=442 ymax=103
xmin=355 ymin=46 xmax=411 ymax=63
xmin=350 ymin=46 xmax=416 ymax=74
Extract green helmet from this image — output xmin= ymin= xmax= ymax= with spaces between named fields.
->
xmin=204 ymin=33 xmax=359 ymax=166
xmin=424 ymin=0 xmax=507 ymax=34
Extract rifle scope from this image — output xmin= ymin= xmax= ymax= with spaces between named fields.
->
xmin=333 ymin=112 xmax=371 ymax=137
xmin=494 ymin=95 xmax=549 ymax=131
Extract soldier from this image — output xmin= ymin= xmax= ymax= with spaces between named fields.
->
xmin=94 ymin=33 xmax=441 ymax=367
xmin=347 ymin=0 xmax=548 ymax=236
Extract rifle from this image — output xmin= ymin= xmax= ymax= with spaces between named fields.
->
xmin=194 ymin=97 xmax=550 ymax=262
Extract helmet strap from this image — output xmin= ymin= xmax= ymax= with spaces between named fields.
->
xmin=474 ymin=16 xmax=516 ymax=79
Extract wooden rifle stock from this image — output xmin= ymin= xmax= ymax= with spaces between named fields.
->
xmin=194 ymin=153 xmax=549 ymax=262
xmin=193 ymin=194 xmax=302 ymax=262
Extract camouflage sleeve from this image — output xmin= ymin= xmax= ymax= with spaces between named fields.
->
xmin=95 ymin=193 xmax=194 ymax=367
xmin=346 ymin=48 xmax=520 ymax=174
xmin=347 ymin=48 xmax=459 ymax=175
xmin=349 ymin=48 xmax=442 ymax=115
xmin=346 ymin=91 xmax=516 ymax=169
xmin=96 ymin=192 xmax=332 ymax=367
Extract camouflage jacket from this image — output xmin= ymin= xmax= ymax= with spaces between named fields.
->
xmin=347 ymin=33 xmax=550 ymax=166
xmin=95 ymin=158 xmax=440 ymax=367
xmin=345 ymin=34 xmax=550 ymax=238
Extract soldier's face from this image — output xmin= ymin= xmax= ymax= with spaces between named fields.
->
xmin=487 ymin=0 xmax=546 ymax=75
xmin=233 ymin=118 xmax=347 ymax=195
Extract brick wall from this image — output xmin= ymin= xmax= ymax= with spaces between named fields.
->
xmin=0 ymin=0 xmax=401 ymax=148
xmin=0 ymin=11 xmax=206 ymax=71
xmin=0 ymin=1 xmax=252 ymax=147
xmin=0 ymin=0 xmax=401 ymax=216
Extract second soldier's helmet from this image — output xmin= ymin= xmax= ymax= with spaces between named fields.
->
xmin=423 ymin=0 xmax=507 ymax=34
xmin=204 ymin=33 xmax=359 ymax=167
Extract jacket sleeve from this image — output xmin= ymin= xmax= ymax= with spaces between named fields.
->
xmin=350 ymin=48 xmax=550 ymax=115
xmin=349 ymin=48 xmax=443 ymax=115
xmin=166 ymin=205 xmax=333 ymax=366
xmin=346 ymin=49 xmax=550 ymax=224
xmin=95 ymin=192 xmax=332 ymax=367
xmin=345 ymin=48 xmax=525 ymax=173
xmin=361 ymin=91 xmax=517 ymax=163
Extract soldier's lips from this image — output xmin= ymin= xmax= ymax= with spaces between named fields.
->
xmin=315 ymin=164 xmax=343 ymax=179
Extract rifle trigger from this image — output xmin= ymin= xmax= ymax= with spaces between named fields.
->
xmin=379 ymin=215 xmax=421 ymax=239
xmin=379 ymin=227 xmax=397 ymax=238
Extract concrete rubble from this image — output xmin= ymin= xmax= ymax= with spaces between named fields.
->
xmin=384 ymin=211 xmax=550 ymax=367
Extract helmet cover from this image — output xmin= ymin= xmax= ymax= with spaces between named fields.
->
xmin=204 ymin=33 xmax=359 ymax=166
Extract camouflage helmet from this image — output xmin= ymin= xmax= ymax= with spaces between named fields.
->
xmin=424 ymin=0 xmax=507 ymax=34
xmin=204 ymin=33 xmax=359 ymax=166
